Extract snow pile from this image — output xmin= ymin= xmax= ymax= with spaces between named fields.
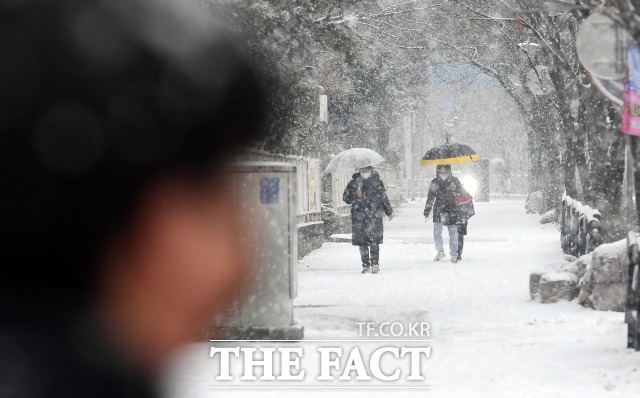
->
xmin=530 ymin=239 xmax=628 ymax=312
xmin=538 ymin=272 xmax=578 ymax=303
xmin=579 ymin=239 xmax=627 ymax=312
xmin=529 ymin=271 xmax=544 ymax=299
xmin=528 ymin=255 xmax=584 ymax=303
xmin=539 ymin=209 xmax=556 ymax=224
xmin=569 ymin=253 xmax=592 ymax=280
xmin=541 ymin=272 xmax=578 ymax=283
xmin=529 ymin=255 xmax=583 ymax=303
xmin=590 ymin=239 xmax=627 ymax=283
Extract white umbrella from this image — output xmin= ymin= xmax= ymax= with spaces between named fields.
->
xmin=324 ymin=148 xmax=385 ymax=173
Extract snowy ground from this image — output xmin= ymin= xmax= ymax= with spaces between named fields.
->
xmin=163 ymin=198 xmax=640 ymax=397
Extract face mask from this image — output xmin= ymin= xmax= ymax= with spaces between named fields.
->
xmin=439 ymin=173 xmax=450 ymax=180
xmin=361 ymin=172 xmax=371 ymax=179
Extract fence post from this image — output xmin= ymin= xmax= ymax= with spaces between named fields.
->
xmin=562 ymin=194 xmax=605 ymax=258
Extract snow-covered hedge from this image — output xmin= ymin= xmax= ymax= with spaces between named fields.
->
xmin=579 ymin=239 xmax=627 ymax=312
xmin=539 ymin=209 xmax=556 ymax=224
xmin=530 ymin=239 xmax=627 ymax=312
xmin=525 ymin=191 xmax=544 ymax=214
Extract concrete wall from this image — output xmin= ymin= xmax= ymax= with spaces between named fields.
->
xmin=298 ymin=221 xmax=325 ymax=259
xmin=323 ymin=213 xmax=351 ymax=239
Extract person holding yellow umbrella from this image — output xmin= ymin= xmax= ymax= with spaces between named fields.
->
xmin=421 ymin=143 xmax=479 ymax=263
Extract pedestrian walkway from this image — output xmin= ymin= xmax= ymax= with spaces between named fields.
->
xmin=294 ymin=199 xmax=638 ymax=397
xmin=164 ymin=199 xmax=640 ymax=398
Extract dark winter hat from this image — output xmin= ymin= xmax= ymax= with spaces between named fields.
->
xmin=0 ymin=0 xmax=267 ymax=308
xmin=436 ymin=165 xmax=452 ymax=172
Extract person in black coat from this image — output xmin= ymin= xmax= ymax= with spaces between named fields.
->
xmin=343 ymin=167 xmax=394 ymax=273
xmin=423 ymin=165 xmax=466 ymax=263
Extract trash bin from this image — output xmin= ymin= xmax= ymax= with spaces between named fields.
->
xmin=208 ymin=161 xmax=303 ymax=340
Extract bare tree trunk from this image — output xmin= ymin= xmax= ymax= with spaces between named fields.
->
xmin=589 ymin=101 xmax=626 ymax=241
xmin=528 ymin=127 xmax=544 ymax=195
xmin=548 ymin=62 xmax=581 ymax=199
xmin=539 ymin=110 xmax=564 ymax=214
xmin=576 ymin=84 xmax=596 ymax=203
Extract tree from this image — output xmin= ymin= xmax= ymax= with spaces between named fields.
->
xmin=205 ymin=0 xmax=629 ymax=240
xmin=419 ymin=0 xmax=627 ymax=239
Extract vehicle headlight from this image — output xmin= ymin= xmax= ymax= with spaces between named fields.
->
xmin=461 ymin=175 xmax=478 ymax=197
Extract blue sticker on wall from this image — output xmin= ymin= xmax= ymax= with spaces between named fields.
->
xmin=260 ymin=178 xmax=280 ymax=204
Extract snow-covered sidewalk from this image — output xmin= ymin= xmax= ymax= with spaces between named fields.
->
xmin=164 ymin=199 xmax=640 ymax=398
xmin=297 ymin=198 xmax=639 ymax=397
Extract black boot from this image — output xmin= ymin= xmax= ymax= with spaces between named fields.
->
xmin=457 ymin=230 xmax=465 ymax=261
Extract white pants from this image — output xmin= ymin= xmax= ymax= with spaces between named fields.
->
xmin=434 ymin=222 xmax=459 ymax=256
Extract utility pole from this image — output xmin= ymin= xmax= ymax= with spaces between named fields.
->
xmin=318 ymin=85 xmax=332 ymax=206
xmin=404 ymin=111 xmax=415 ymax=201
xmin=318 ymin=85 xmax=328 ymax=149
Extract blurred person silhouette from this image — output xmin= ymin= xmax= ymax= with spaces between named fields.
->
xmin=0 ymin=0 xmax=267 ymax=397
xmin=343 ymin=166 xmax=394 ymax=274
xmin=503 ymin=166 xmax=512 ymax=197
xmin=423 ymin=165 xmax=466 ymax=263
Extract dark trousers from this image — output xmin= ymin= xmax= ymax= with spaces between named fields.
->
xmin=458 ymin=223 xmax=468 ymax=256
xmin=359 ymin=243 xmax=380 ymax=266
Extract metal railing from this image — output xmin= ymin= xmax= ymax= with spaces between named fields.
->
xmin=560 ymin=193 xmax=604 ymax=257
